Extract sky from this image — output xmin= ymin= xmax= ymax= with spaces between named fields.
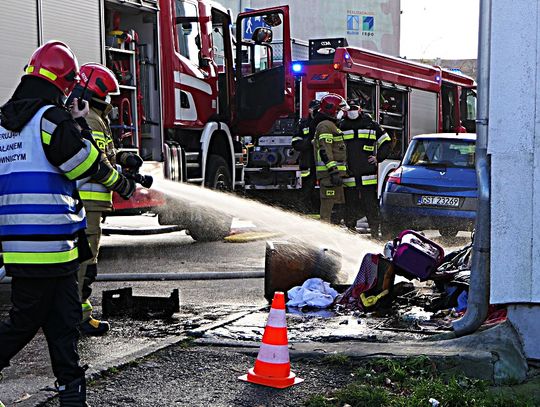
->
xmin=400 ymin=0 xmax=479 ymax=60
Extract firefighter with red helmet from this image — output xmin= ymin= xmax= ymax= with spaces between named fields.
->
xmin=340 ymin=99 xmax=391 ymax=237
xmin=74 ymin=63 xmax=143 ymax=336
xmin=0 ymin=41 xmax=135 ymax=405
xmin=312 ymin=94 xmax=348 ymax=222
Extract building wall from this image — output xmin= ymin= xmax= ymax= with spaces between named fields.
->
xmin=219 ymin=0 xmax=400 ymax=56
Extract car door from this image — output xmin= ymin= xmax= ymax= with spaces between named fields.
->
xmin=234 ymin=6 xmax=294 ymax=135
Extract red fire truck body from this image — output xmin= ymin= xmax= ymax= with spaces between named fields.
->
xmin=243 ymin=39 xmax=477 ymax=201
xmin=98 ymin=0 xmax=296 ymax=227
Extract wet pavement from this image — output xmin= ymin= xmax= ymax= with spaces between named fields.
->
xmin=0 ymin=215 xmax=472 ymax=406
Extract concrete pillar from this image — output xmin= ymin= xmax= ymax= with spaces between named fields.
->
xmin=488 ymin=1 xmax=540 ymax=360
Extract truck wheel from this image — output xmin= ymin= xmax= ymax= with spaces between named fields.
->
xmin=205 ymin=155 xmax=232 ymax=190
xmin=439 ymin=227 xmax=459 ymax=238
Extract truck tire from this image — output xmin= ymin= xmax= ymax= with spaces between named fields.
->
xmin=205 ymin=154 xmax=232 ymax=190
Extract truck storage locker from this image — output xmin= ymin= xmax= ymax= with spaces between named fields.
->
xmin=0 ymin=1 xmax=39 ymax=103
xmin=41 ymin=0 xmax=103 ymax=65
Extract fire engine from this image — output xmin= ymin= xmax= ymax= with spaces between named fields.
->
xmin=243 ymin=38 xmax=477 ymax=206
xmin=0 ymin=0 xmax=296 ymax=240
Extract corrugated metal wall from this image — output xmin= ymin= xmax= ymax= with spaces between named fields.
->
xmin=0 ymin=0 xmax=102 ymax=104
xmin=41 ymin=0 xmax=102 ymax=65
xmin=0 ymin=1 xmax=39 ymax=103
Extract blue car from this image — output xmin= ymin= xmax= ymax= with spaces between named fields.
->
xmin=380 ymin=134 xmax=477 ymax=238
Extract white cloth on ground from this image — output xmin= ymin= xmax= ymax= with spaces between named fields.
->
xmin=286 ymin=277 xmax=338 ymax=308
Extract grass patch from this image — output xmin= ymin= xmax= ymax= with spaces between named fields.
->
xmin=305 ymin=357 xmax=535 ymax=407
xmin=322 ymin=354 xmax=351 ymax=366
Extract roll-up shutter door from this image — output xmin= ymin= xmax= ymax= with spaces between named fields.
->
xmin=410 ymin=89 xmax=438 ymax=137
xmin=41 ymin=0 xmax=102 ymax=65
xmin=0 ymin=1 xmax=39 ymax=103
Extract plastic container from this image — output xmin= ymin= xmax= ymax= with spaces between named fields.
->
xmin=391 ymin=230 xmax=444 ymax=280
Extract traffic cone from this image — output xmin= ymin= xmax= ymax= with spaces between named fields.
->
xmin=239 ymin=291 xmax=303 ymax=389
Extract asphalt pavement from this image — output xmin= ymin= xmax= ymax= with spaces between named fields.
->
xmin=0 ymin=215 xmax=476 ymax=406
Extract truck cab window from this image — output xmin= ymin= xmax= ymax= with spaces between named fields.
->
xmin=238 ymin=12 xmax=284 ymax=76
xmin=442 ymin=85 xmax=456 ymax=132
xmin=460 ymin=88 xmax=477 ymax=133
xmin=175 ymin=1 xmax=201 ymax=66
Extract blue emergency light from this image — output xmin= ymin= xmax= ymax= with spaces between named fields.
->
xmin=292 ymin=63 xmax=303 ymax=73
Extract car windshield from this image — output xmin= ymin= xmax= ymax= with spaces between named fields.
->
xmin=403 ymin=138 xmax=475 ymax=168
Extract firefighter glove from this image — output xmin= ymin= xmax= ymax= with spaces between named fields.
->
xmin=117 ymin=151 xmax=143 ymax=171
xmin=330 ymin=171 xmax=343 ymax=187
xmin=112 ymin=174 xmax=136 ymax=200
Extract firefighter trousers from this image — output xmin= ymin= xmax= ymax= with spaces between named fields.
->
xmin=0 ymin=274 xmax=84 ymax=385
xmin=319 ymin=178 xmax=345 ymax=222
xmin=359 ymin=183 xmax=381 ymax=236
xmin=77 ymin=210 xmax=102 ymax=321
xmin=344 ymin=186 xmax=364 ymax=230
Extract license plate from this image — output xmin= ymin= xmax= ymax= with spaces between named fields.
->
xmin=418 ymin=195 xmax=460 ymax=207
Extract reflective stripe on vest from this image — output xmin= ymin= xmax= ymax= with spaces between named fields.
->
xmin=363 ymin=145 xmax=375 ymax=152
xmin=316 ymin=161 xmax=346 ymax=173
xmin=377 ymin=133 xmax=391 ymax=147
xmin=343 ymin=177 xmax=356 ymax=187
xmin=0 ymin=105 xmax=86 ymax=265
xmin=318 ymin=133 xmax=334 ymax=143
xmin=59 ymin=139 xmax=100 ymax=180
xmin=301 ymin=169 xmax=310 ymax=177
xmin=342 ymin=129 xmax=377 ymax=140
xmin=361 ymin=174 xmax=378 ymax=186
xmin=77 ymin=129 xmax=118 ymax=204
xmin=303 ymin=127 xmax=310 ymax=135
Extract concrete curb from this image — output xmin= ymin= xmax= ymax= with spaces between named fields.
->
xmin=194 ymin=321 xmax=528 ymax=384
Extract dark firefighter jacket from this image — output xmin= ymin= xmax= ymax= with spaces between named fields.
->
xmin=340 ymin=113 xmax=391 ymax=186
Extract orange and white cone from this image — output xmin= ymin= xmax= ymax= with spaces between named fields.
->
xmin=239 ymin=291 xmax=303 ymax=389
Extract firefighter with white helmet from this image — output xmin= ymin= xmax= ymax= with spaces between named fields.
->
xmin=0 ymin=41 xmax=135 ymax=405
xmin=340 ymin=99 xmax=391 ymax=237
xmin=312 ymin=94 xmax=348 ymax=222
xmin=74 ymin=63 xmax=143 ymax=336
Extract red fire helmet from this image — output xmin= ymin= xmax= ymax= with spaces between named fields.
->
xmin=319 ymin=93 xmax=347 ymax=119
xmin=25 ymin=41 xmax=80 ymax=96
xmin=79 ymin=63 xmax=120 ymax=99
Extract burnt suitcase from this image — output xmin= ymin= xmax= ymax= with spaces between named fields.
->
xmin=391 ymin=230 xmax=444 ymax=281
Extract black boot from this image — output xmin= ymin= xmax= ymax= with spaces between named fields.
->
xmin=58 ymin=377 xmax=89 ymax=407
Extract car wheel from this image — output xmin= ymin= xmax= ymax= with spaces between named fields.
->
xmin=439 ymin=227 xmax=459 ymax=238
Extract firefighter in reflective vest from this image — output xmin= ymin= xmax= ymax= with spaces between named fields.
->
xmin=0 ymin=41 xmax=135 ymax=405
xmin=291 ymin=99 xmax=322 ymax=213
xmin=312 ymin=94 xmax=348 ymax=222
xmin=340 ymin=99 xmax=391 ymax=237
xmin=75 ymin=63 xmax=143 ymax=336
